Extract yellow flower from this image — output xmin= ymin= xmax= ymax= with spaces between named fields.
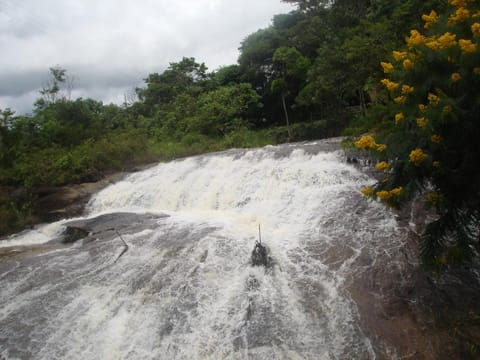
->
xmin=428 ymin=93 xmax=440 ymax=106
xmin=448 ymin=7 xmax=470 ymax=24
xmin=392 ymin=51 xmax=408 ymax=61
xmin=381 ymin=61 xmax=394 ymax=74
xmin=443 ymin=105 xmax=452 ymax=113
xmin=403 ymin=59 xmax=414 ymax=69
xmin=361 ymin=187 xmax=374 ymax=196
xmin=449 ymin=0 xmax=466 ymax=6
xmin=437 ymin=32 xmax=457 ymax=49
xmin=394 ymin=95 xmax=407 ymax=104
xmin=426 ymin=38 xmax=441 ymax=50
xmin=472 ymin=23 xmax=480 ymax=37
xmin=380 ymin=78 xmax=399 ymax=91
xmin=402 ymin=85 xmax=414 ymax=94
xmin=431 ymin=134 xmax=442 ymax=143
xmin=406 ymin=29 xmax=427 ymax=47
xmin=474 ymin=67 xmax=480 ymax=74
xmin=395 ymin=112 xmax=405 ymax=125
xmin=419 ymin=104 xmax=428 ymax=113
xmin=409 ymin=148 xmax=428 ymax=166
xmin=416 ymin=117 xmax=429 ymax=129
xmin=422 ymin=10 xmax=439 ymax=29
xmin=433 ymin=161 xmax=441 ymax=168
xmin=355 ymin=135 xmax=377 ymax=149
xmin=459 ymin=39 xmax=477 ymax=53
xmin=376 ymin=144 xmax=387 ymax=152
xmin=376 ymin=161 xmax=390 ymax=171
xmin=390 ymin=187 xmax=403 ymax=196
xmin=451 ymin=72 xmax=462 ymax=81
xmin=376 ymin=190 xmax=392 ymax=200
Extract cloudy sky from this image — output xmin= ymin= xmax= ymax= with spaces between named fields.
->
xmin=0 ymin=0 xmax=294 ymax=114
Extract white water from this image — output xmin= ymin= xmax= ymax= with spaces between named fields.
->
xmin=0 ymin=139 xmax=405 ymax=359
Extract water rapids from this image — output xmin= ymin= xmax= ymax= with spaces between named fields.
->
xmin=0 ymin=138 xmax=409 ymax=359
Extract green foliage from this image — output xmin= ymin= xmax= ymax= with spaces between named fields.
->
xmin=272 ymin=46 xmax=310 ymax=80
xmin=213 ymin=65 xmax=241 ymax=86
xmin=356 ymin=1 xmax=480 ymax=269
xmin=192 ymin=83 xmax=262 ymax=136
xmin=281 ymin=0 xmax=329 ymax=13
xmin=0 ymin=188 xmax=38 ymax=235
xmin=35 ymin=66 xmax=71 ymax=109
xmin=238 ymin=14 xmax=303 ymax=126
xmin=271 ymin=78 xmax=288 ymax=94
xmin=136 ymin=57 xmax=210 ymax=116
xmin=271 ymin=46 xmax=310 ymax=137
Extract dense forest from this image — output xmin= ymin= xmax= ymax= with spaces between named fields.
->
xmin=0 ymin=0 xmax=478 ymax=272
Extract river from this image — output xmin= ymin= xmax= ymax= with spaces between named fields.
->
xmin=1 ymin=138 xmax=475 ymax=359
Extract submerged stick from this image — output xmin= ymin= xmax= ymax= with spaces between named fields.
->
xmin=114 ymin=230 xmax=129 ymax=264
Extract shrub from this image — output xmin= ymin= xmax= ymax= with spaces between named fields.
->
xmin=357 ymin=0 xmax=480 ymax=269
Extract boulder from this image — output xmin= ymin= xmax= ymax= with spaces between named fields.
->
xmin=251 ymin=241 xmax=269 ymax=267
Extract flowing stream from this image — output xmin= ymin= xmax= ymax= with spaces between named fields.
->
xmin=0 ymin=138 xmax=408 ymax=359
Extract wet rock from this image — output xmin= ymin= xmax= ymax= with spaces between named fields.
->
xmin=62 ymin=226 xmax=89 ymax=243
xmin=251 ymin=242 xmax=269 ymax=267
xmin=35 ymin=172 xmax=130 ymax=222
xmin=52 ymin=212 xmax=170 ymax=247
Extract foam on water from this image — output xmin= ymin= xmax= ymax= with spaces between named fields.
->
xmin=87 ymin=146 xmax=374 ymax=247
xmin=0 ymin=221 xmax=66 ymax=248
xmin=0 ymin=140 xmax=403 ymax=359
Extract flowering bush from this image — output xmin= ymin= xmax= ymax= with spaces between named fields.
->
xmin=357 ymin=0 xmax=480 ymax=269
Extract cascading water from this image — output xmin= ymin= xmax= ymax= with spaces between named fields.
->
xmin=0 ymin=138 xmax=408 ymax=359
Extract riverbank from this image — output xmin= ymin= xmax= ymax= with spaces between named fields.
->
xmin=0 ymin=169 xmax=135 ymax=238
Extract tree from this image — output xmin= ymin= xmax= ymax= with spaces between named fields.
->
xmin=281 ymin=0 xmax=330 ymax=13
xmin=136 ymin=57 xmax=209 ymax=115
xmin=0 ymin=108 xmax=15 ymax=128
xmin=191 ymin=83 xmax=262 ymax=136
xmin=271 ymin=46 xmax=310 ymax=138
xmin=237 ymin=14 xmax=304 ymax=126
xmin=356 ymin=0 xmax=480 ymax=269
xmin=213 ymin=65 xmax=241 ymax=86
xmin=0 ymin=108 xmax=15 ymax=166
xmin=36 ymin=66 xmax=68 ymax=108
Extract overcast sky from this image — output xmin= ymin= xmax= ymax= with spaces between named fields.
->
xmin=0 ymin=0 xmax=294 ymax=114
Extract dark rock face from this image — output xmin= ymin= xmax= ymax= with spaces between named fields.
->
xmin=35 ymin=172 xmax=130 ymax=222
xmin=251 ymin=242 xmax=269 ymax=267
xmin=62 ymin=226 xmax=89 ymax=244
xmin=59 ymin=212 xmax=169 ymax=244
xmin=348 ymin=198 xmax=480 ymax=359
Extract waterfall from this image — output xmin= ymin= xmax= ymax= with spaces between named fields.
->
xmin=0 ymin=138 xmax=406 ymax=359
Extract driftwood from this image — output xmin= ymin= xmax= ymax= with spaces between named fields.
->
xmin=113 ymin=231 xmax=129 ymax=264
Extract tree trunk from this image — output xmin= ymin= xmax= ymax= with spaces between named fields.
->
xmin=359 ymin=89 xmax=367 ymax=116
xmin=281 ymin=93 xmax=292 ymax=140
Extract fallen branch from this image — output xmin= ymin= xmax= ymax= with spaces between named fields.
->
xmin=113 ymin=230 xmax=129 ymax=264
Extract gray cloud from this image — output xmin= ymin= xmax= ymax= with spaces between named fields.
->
xmin=0 ymin=0 xmax=294 ymax=113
